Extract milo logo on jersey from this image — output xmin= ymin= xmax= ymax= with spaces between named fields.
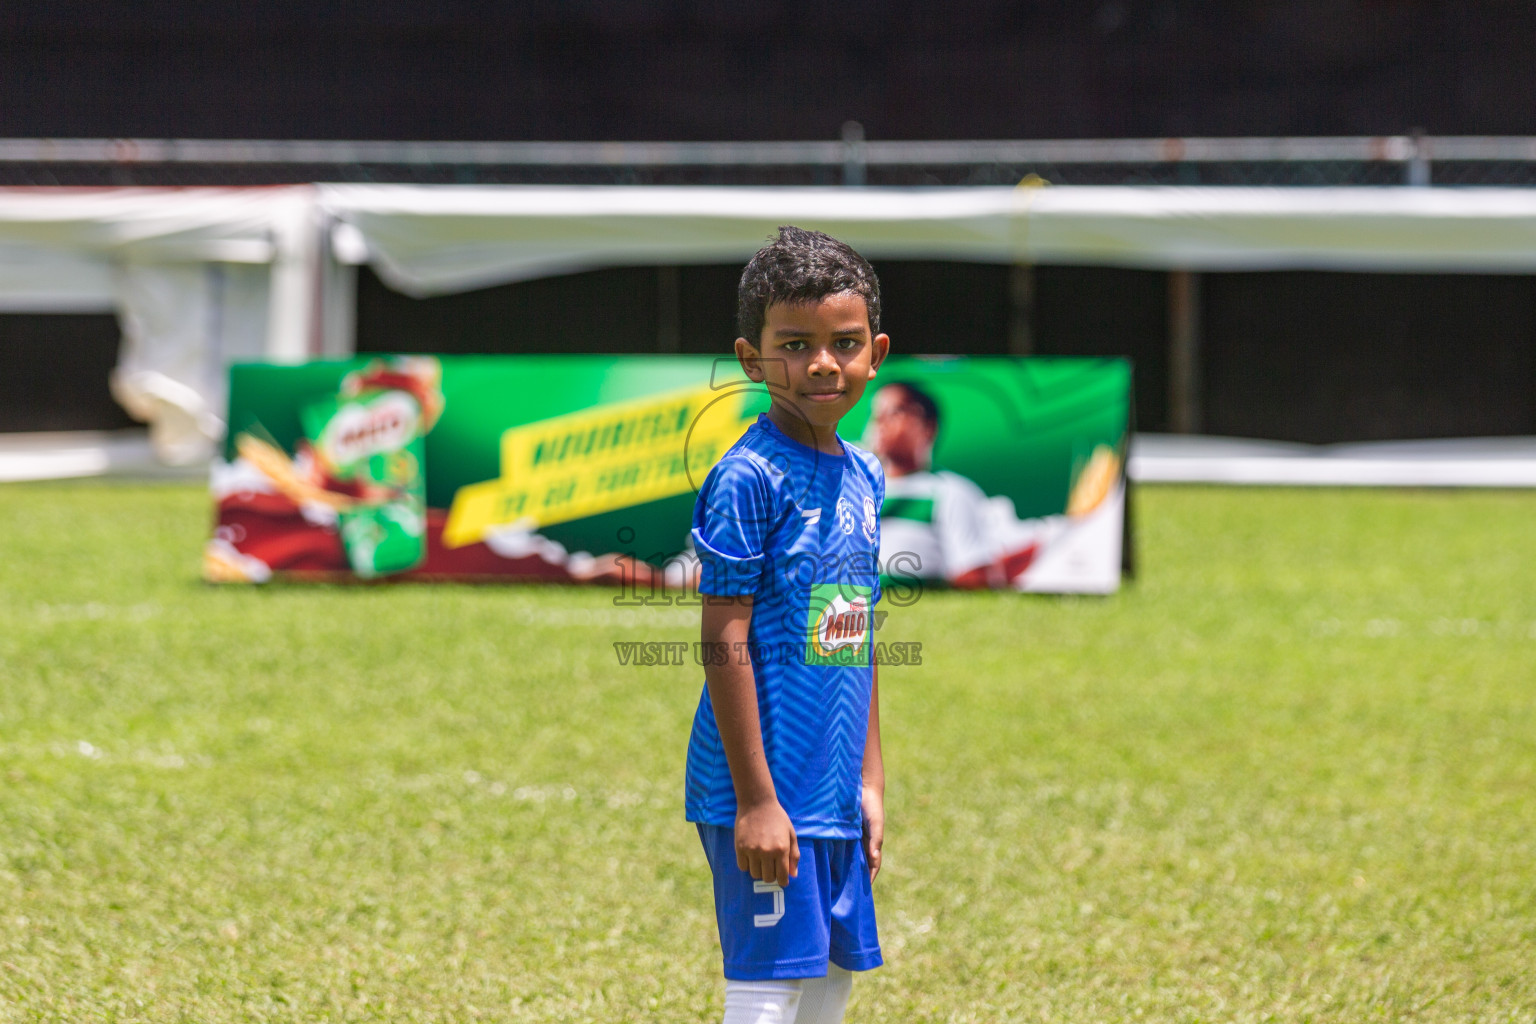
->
xmin=805 ymin=583 xmax=874 ymax=667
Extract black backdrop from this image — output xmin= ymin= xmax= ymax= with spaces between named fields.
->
xmin=356 ymin=264 xmax=1536 ymax=442
xmin=0 ymin=314 xmax=133 ymax=433
xmin=3 ymin=2 xmax=1534 ymax=141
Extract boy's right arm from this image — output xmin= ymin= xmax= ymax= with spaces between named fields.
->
xmin=702 ymin=594 xmax=799 ymax=888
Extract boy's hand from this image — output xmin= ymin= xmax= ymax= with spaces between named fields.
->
xmin=861 ymin=784 xmax=885 ymax=882
xmin=736 ymin=799 xmax=799 ymax=888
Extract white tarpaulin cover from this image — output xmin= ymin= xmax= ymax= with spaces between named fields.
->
xmin=1025 ymin=186 xmax=1536 ymax=272
xmin=1128 ymin=434 xmax=1536 ymax=487
xmin=320 ymin=185 xmax=1032 ymax=294
xmin=10 ymin=183 xmax=1536 ymax=467
xmin=0 ymin=187 xmax=296 ymax=261
xmin=0 ymin=247 xmax=115 ymax=312
xmin=111 ymin=261 xmax=273 ymax=463
xmin=0 ymin=187 xmax=328 ymax=462
xmin=320 ymin=184 xmax=1536 ymax=297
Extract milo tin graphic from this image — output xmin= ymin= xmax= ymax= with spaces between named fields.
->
xmin=302 ymin=388 xmax=428 ymax=578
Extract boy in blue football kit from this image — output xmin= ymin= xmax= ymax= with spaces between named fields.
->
xmin=687 ymin=227 xmax=891 ymax=1024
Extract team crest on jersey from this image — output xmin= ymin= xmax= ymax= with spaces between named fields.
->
xmin=804 ymin=583 xmax=872 ymax=666
xmin=862 ymin=496 xmax=878 ymax=542
xmin=835 ymin=497 xmax=856 ymax=535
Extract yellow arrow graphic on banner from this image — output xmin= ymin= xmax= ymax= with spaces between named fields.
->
xmin=442 ymin=385 xmax=755 ymax=549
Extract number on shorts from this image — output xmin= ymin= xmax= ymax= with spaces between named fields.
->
xmin=752 ymin=880 xmax=785 ymax=928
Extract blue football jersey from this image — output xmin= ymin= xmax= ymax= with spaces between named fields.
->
xmin=686 ymin=414 xmax=884 ymax=839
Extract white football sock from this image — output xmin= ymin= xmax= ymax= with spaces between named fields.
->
xmin=792 ymin=965 xmax=852 ymax=1024
xmin=722 ymin=979 xmax=801 ymax=1024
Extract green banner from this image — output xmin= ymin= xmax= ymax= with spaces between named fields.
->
xmin=208 ymin=354 xmax=1130 ymax=593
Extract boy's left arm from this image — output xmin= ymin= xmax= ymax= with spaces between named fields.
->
xmin=862 ymin=658 xmax=884 ymax=881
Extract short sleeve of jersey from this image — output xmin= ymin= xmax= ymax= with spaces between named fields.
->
xmin=692 ymin=454 xmax=777 ymax=596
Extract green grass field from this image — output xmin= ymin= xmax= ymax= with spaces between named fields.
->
xmin=1 ymin=481 xmax=1533 ymax=1022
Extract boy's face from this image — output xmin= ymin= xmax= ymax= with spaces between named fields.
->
xmin=735 ymin=292 xmax=890 ymax=443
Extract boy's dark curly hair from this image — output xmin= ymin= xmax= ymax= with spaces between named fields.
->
xmin=736 ymin=226 xmax=882 ymax=344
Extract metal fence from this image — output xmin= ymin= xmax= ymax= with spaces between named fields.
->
xmin=6 ymin=132 xmax=1536 ymax=187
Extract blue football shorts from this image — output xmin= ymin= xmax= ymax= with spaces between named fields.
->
xmin=697 ymin=823 xmax=883 ymax=981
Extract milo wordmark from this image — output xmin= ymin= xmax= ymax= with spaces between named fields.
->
xmin=804 ymin=583 xmax=874 ymax=666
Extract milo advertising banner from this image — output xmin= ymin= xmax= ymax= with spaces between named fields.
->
xmin=206 ymin=355 xmax=1131 ymax=594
